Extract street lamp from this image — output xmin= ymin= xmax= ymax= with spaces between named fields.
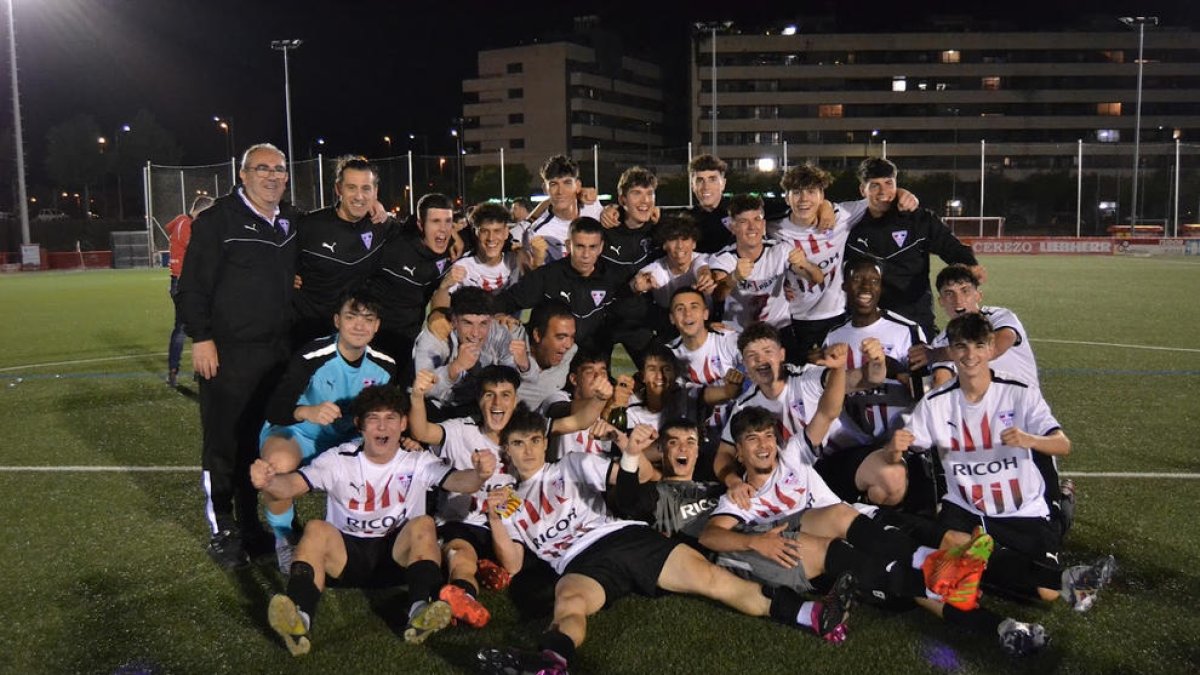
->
xmin=1118 ymin=16 xmax=1158 ymax=225
xmin=271 ymin=38 xmax=303 ymax=205
xmin=694 ymin=21 xmax=732 ymax=156
xmin=213 ymin=116 xmax=235 ymax=160
xmin=97 ymin=136 xmax=107 ymax=153
xmin=114 ymin=123 xmax=131 ymax=219
xmin=451 ymin=120 xmax=465 ymax=207
xmin=383 ymin=135 xmax=392 ymax=154
xmin=409 ymin=132 xmax=430 ymax=188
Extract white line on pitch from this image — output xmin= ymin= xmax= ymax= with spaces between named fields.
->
xmin=1061 ymin=471 xmax=1200 ymax=479
xmin=0 ymin=465 xmax=201 ymax=472
xmin=1035 ymin=339 xmax=1200 ymax=354
xmin=0 ymin=351 xmax=187 ymax=372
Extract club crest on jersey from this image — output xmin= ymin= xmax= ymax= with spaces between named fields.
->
xmin=362 ymin=378 xmax=378 ymax=387
xmin=590 ymin=290 xmax=607 ymax=306
xmin=790 ymin=400 xmax=806 ymax=419
xmin=436 ymin=259 xmax=448 ymax=273
xmin=397 ymin=474 xmax=412 ymax=493
xmin=361 ymin=232 xmax=374 ymax=249
xmin=891 ymin=230 xmax=908 ymax=247
xmin=783 ymin=471 xmax=799 ymax=485
xmin=998 ymin=410 xmax=1016 ymax=428
xmin=553 ymin=476 xmax=566 ymax=493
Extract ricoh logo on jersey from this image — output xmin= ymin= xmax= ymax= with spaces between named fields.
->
xmin=952 ymin=456 xmax=1019 ymax=476
xmin=679 ymin=498 xmax=720 ymax=519
xmin=738 ymin=274 xmax=780 ymax=292
xmin=345 ymin=514 xmax=399 ymax=532
xmin=530 ymin=507 xmax=579 ymax=547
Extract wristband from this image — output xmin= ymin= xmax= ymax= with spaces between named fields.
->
xmin=619 ymin=454 xmax=640 ymax=473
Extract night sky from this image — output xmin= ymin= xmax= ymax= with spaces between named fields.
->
xmin=2 ymin=0 xmax=1197 ymax=185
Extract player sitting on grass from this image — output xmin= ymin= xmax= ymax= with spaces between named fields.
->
xmin=405 ymin=364 xmax=614 ymax=629
xmin=476 ymin=412 xmax=856 ymax=675
xmin=889 ymin=313 xmax=1116 ymax=612
xmin=250 ymin=385 xmax=497 ymax=655
xmin=259 ymin=289 xmax=396 ymax=573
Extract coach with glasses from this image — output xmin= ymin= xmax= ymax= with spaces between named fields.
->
xmin=176 ymin=142 xmax=300 ymax=569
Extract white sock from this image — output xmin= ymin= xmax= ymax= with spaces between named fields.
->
xmin=796 ymin=601 xmax=816 ymax=627
xmin=912 ymin=546 xmax=936 ymax=569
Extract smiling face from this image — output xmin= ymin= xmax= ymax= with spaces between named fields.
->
xmin=419 ymin=206 xmax=455 ymax=254
xmin=786 ymin=186 xmax=824 ymax=225
xmin=734 ymin=425 xmax=780 ymax=474
xmin=620 ymin=185 xmax=656 ymax=227
xmin=358 ymin=407 xmax=409 ymax=458
xmin=741 ymin=338 xmax=785 ymax=389
xmin=663 ymin=235 xmax=696 ymax=272
xmin=533 ymin=316 xmax=576 ymax=368
xmin=641 ymin=356 xmax=677 ymax=397
xmin=732 ymin=208 xmax=766 ymax=249
xmin=844 ymin=264 xmax=883 ymax=318
xmin=503 ymin=430 xmax=548 ymax=480
xmin=670 ymin=290 xmax=709 ymax=340
xmin=475 ymin=219 xmax=509 ymax=264
xmin=239 ymin=147 xmax=289 ymax=211
xmin=545 ymin=175 xmax=580 ymax=214
xmin=335 ymin=168 xmax=378 ymax=222
xmin=453 ymin=313 xmax=492 ymax=346
xmin=938 ymin=280 xmax=983 ymax=320
xmin=860 ymin=176 xmax=897 ymax=215
xmin=333 ymin=301 xmax=381 ymax=350
xmin=949 ymin=335 xmax=994 ymax=378
xmin=478 ymin=381 xmax=519 ymax=435
xmin=692 ymin=170 xmax=726 ymax=211
xmin=661 ymin=426 xmax=700 ymax=479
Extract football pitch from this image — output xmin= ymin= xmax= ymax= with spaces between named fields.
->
xmin=1 ymin=256 xmax=1198 ymax=674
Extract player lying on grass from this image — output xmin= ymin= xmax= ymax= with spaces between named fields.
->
xmin=701 ymin=405 xmax=1050 ymax=656
xmin=405 ymin=364 xmax=614 ymax=629
xmin=258 ymin=289 xmax=396 ymax=572
xmin=250 ymin=385 xmax=496 ymax=655
xmin=476 ymin=410 xmax=856 ymax=675
xmin=889 ymin=313 xmax=1115 ymax=611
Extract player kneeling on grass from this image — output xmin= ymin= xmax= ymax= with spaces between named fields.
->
xmin=250 ymin=385 xmax=497 ymax=655
xmin=890 ymin=313 xmax=1116 ymax=613
xmin=259 ymin=289 xmax=396 ymax=572
xmin=476 ymin=412 xmax=855 ymax=675
xmin=406 ymin=364 xmax=615 ymax=630
xmin=702 ymin=405 xmax=1049 ymax=656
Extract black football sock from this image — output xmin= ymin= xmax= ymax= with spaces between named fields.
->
xmin=405 ymin=560 xmax=445 ymax=608
xmin=537 ymin=628 xmax=577 ymax=664
xmin=767 ymin=586 xmax=804 ymax=625
xmin=286 ymin=561 xmax=322 ymax=620
xmin=825 ymin=539 xmax=924 ymax=598
xmin=451 ymin=578 xmax=478 ymax=597
xmin=942 ymin=604 xmax=1005 ymax=635
xmin=982 ymin=547 xmax=1060 ymax=598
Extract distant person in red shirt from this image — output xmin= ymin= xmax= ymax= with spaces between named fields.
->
xmin=166 ymin=195 xmax=215 ymax=386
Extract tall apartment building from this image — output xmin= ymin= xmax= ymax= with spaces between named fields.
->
xmin=692 ymin=27 xmax=1200 ymax=177
xmin=462 ymin=26 xmax=665 ymax=180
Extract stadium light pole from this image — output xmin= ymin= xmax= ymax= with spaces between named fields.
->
xmin=694 ymin=21 xmax=731 ymax=156
xmin=213 ymin=116 xmax=235 ymax=161
xmin=271 ymin=39 xmax=302 ymax=205
xmin=5 ymin=0 xmax=30 ymax=245
xmin=1119 ymin=16 xmax=1157 ymax=226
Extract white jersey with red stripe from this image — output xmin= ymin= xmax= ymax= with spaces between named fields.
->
xmin=721 ymin=364 xmax=851 ymax=461
xmin=707 ymin=240 xmax=792 ymax=331
xmin=499 ymin=452 xmax=638 ymax=574
xmin=770 ymin=200 xmax=867 ymax=321
xmin=669 ymin=329 xmax=744 ymax=430
xmin=432 ymin=417 xmax=517 ymax=527
xmin=824 ymin=310 xmax=925 ymax=440
xmin=525 ymin=201 xmax=604 ymax=262
xmin=299 ymin=440 xmax=452 ymax=538
xmin=710 ymin=434 xmax=841 ymax=526
xmin=540 ymin=390 xmax=613 ymax=456
xmin=450 ymin=252 xmax=521 ymax=295
xmin=639 ymin=253 xmax=711 ymax=310
xmin=907 ymin=372 xmax=1061 ymax=519
xmin=625 ymin=384 xmax=702 ymax=432
xmin=930 ymin=306 xmax=1039 ymax=388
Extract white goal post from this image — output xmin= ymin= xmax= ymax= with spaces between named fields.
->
xmin=943 ymin=216 xmax=1006 ymax=238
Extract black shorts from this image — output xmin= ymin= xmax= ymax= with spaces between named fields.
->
xmin=438 ymin=521 xmax=496 ymax=562
xmin=813 ymin=445 xmax=938 ymax=516
xmin=562 ymin=524 xmax=680 ymax=607
xmin=329 ymin=528 xmax=407 ymax=589
xmin=936 ymin=501 xmax=1062 ymax=561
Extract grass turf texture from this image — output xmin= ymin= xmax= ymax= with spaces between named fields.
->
xmin=0 ymin=259 xmax=1197 ymax=674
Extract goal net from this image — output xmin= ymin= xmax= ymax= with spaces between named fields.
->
xmin=943 ymin=217 xmax=1005 ymax=238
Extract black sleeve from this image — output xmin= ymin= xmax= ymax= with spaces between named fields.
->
xmin=175 ymin=210 xmax=223 ymax=341
xmin=497 ymin=265 xmax=545 ymax=314
xmin=921 ymin=210 xmax=977 ymax=266
xmin=263 ymin=352 xmax=322 ymax=425
xmin=606 ymin=465 xmax=659 ymax=523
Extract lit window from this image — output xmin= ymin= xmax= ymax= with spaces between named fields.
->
xmin=818 ymin=104 xmax=843 ymax=118
xmin=1097 ymin=102 xmax=1122 ymax=116
xmin=918 ymin=81 xmax=928 ymax=91
xmin=936 ymin=82 xmax=948 ymax=91
xmin=982 ymin=76 xmax=1001 ymax=91
xmin=892 ymin=77 xmax=907 ymax=92
xmin=1101 ymin=50 xmax=1125 ymax=64
xmin=941 ymin=50 xmax=961 ymax=64
xmin=1096 ymin=129 xmax=1120 ymax=143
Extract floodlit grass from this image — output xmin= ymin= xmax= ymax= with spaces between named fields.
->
xmin=0 ymin=258 xmax=1198 ymax=674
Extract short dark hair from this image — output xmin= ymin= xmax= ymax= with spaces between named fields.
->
xmin=477 ymin=364 xmax=522 ymax=392
xmin=353 ymin=385 xmax=410 ymax=427
xmin=781 ymin=163 xmax=832 ymax=192
xmin=528 ymin=301 xmax=575 ymax=342
xmin=501 ymin=404 xmax=547 ymax=445
xmin=417 ymin=193 xmax=454 ymax=223
xmin=669 ymin=285 xmax=705 ymax=308
xmin=689 ymin=154 xmax=727 ymax=176
xmin=471 ymin=202 xmax=511 ymax=228
xmin=335 ymin=286 xmax=383 ymax=316
xmin=945 ymin=313 xmax=994 ymax=344
xmin=190 ymin=195 xmax=215 ymax=216
xmin=737 ymin=322 xmax=783 ymax=353
xmin=728 ymin=194 xmax=764 ymax=220
xmin=510 ymin=197 xmax=533 ymax=212
xmin=450 ymin=286 xmax=494 ymax=317
xmin=569 ymin=349 xmax=609 ymax=378
xmin=655 ymin=214 xmax=699 ymax=247
xmin=856 ymin=157 xmax=898 ymax=184
xmin=618 ymin=166 xmax=657 ymax=195
xmin=540 ymin=154 xmax=579 ymax=181
xmin=729 ymin=406 xmax=778 ymax=443
xmin=569 ymin=216 xmax=604 ymax=238
xmin=334 ymin=155 xmax=379 ymax=186
xmin=660 ymin=417 xmax=702 ymax=440
xmin=642 ymin=344 xmax=678 ymax=371
xmin=843 ymin=258 xmax=883 ymax=282
xmin=935 ymin=263 xmax=980 ymax=291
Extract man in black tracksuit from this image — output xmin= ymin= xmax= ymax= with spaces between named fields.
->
xmin=175 ymin=143 xmax=299 ymax=569
xmin=599 ymin=167 xmax=661 ymax=367
xmin=497 ymin=216 xmax=624 ymax=355
xmin=292 ymin=157 xmax=394 ymax=348
xmin=366 ymin=193 xmax=454 ymax=383
xmin=844 ymin=158 xmax=980 ymax=339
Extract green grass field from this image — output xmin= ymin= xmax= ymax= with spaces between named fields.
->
xmin=1 ymin=258 xmax=1198 ymax=674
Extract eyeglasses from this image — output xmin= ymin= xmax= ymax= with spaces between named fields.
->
xmin=250 ymin=164 xmax=288 ymax=177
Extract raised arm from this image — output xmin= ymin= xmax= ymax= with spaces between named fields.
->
xmin=441 ymin=449 xmax=497 ymax=494
xmin=485 ymin=488 xmax=526 ymax=574
xmin=407 ymin=370 xmax=447 ymax=446
xmin=250 ymin=459 xmax=312 ymax=501
xmin=806 ymin=344 xmax=848 ymax=447
xmin=551 ymin=377 xmax=614 ymax=435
